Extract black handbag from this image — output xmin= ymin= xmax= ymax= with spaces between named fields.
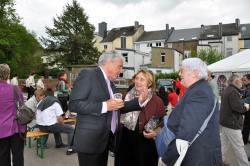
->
xmin=13 ymin=86 xmax=35 ymax=125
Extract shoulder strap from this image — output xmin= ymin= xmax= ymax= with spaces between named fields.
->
xmin=189 ymin=97 xmax=217 ymax=146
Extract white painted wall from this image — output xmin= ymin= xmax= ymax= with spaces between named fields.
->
xmin=134 ymin=40 xmax=165 ymax=54
xmin=115 ymin=49 xmax=151 ymax=79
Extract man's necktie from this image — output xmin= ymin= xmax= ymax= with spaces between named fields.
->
xmin=106 ymin=80 xmax=117 ymax=133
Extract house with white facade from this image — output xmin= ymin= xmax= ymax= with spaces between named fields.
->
xmin=115 ymin=48 xmax=151 ymax=79
xmin=198 ymin=19 xmax=240 ymax=57
xmin=134 ymin=24 xmax=170 ymax=54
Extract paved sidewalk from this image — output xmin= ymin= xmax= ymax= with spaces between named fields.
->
xmin=24 ymin=133 xmax=250 ymax=166
xmin=24 ymin=134 xmax=114 ymax=166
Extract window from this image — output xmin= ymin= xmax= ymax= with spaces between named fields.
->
xmin=184 ymin=50 xmax=191 ymax=59
xmin=244 ymin=40 xmax=250 ymax=48
xmin=161 ymin=53 xmax=166 ymax=63
xmin=104 ymin=45 xmax=107 ymax=49
xmin=227 ymin=36 xmax=232 ymax=41
xmin=226 ymin=48 xmax=233 ymax=57
xmin=156 ymin=42 xmax=162 ymax=47
xmin=122 ymin=53 xmax=128 ymax=63
xmin=147 ymin=43 xmax=152 ymax=47
xmin=121 ymin=36 xmax=126 ymax=48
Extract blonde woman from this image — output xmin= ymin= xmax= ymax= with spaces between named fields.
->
xmin=116 ymin=70 xmax=165 ymax=166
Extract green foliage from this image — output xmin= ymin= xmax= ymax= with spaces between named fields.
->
xmin=155 ymin=72 xmax=179 ymax=81
xmin=192 ymin=48 xmax=223 ymax=65
xmin=42 ymin=0 xmax=101 ymax=68
xmin=0 ymin=0 xmax=44 ymax=78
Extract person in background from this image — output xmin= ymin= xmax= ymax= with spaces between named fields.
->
xmin=11 ymin=74 xmax=19 ymax=86
xmin=26 ymin=72 xmax=36 ymax=99
xmin=57 ymin=71 xmax=71 ymax=113
xmin=0 ymin=64 xmax=25 ymax=166
xmin=159 ymin=58 xmax=222 ymax=166
xmin=36 ymin=76 xmax=45 ymax=90
xmin=158 ymin=86 xmax=169 ymax=107
xmin=208 ymin=70 xmax=219 ymax=99
xmin=167 ymin=87 xmax=179 ymax=108
xmin=220 ymin=74 xmax=250 ymax=166
xmin=35 ymin=89 xmax=75 ymax=155
xmin=242 ymin=74 xmax=250 ymax=145
xmin=172 ymin=78 xmax=181 ymax=95
xmin=25 ymin=91 xmax=38 ymax=129
xmin=69 ymin=51 xmax=148 ymax=166
xmin=116 ymin=70 xmax=166 ymax=166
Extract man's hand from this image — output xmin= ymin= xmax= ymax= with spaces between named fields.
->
xmin=244 ymin=103 xmax=250 ymax=111
xmin=107 ymin=98 xmax=124 ymax=111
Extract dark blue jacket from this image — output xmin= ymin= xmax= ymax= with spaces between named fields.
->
xmin=162 ymin=79 xmax=222 ymax=166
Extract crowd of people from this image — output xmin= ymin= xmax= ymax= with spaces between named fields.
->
xmin=1 ymin=50 xmax=250 ymax=166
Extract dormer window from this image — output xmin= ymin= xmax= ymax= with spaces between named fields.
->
xmin=121 ymin=36 xmax=126 ymax=48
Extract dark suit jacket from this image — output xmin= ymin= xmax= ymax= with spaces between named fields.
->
xmin=69 ymin=67 xmax=140 ymax=153
xmin=162 ymin=79 xmax=222 ymax=166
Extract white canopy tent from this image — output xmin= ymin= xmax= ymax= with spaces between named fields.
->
xmin=208 ymin=49 xmax=250 ymax=73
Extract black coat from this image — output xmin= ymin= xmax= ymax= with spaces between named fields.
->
xmin=162 ymin=79 xmax=222 ymax=166
xmin=220 ymin=84 xmax=247 ymax=129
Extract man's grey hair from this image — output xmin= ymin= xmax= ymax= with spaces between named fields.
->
xmin=98 ymin=51 xmax=124 ymax=66
xmin=0 ymin=64 xmax=10 ymax=80
xmin=182 ymin=58 xmax=208 ymax=80
xmin=228 ymin=74 xmax=240 ymax=85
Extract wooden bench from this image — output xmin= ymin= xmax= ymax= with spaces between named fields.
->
xmin=26 ymin=131 xmax=49 ymax=159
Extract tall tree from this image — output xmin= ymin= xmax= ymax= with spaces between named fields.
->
xmin=42 ymin=0 xmax=100 ymax=67
xmin=0 ymin=0 xmax=19 ymax=24
xmin=0 ymin=0 xmax=43 ymax=78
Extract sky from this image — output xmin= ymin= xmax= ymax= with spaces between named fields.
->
xmin=15 ymin=0 xmax=250 ymax=38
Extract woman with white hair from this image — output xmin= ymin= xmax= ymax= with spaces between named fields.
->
xmin=0 ymin=64 xmax=25 ymax=166
xmin=159 ymin=58 xmax=222 ymax=166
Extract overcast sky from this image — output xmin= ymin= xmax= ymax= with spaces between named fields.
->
xmin=15 ymin=0 xmax=250 ymax=37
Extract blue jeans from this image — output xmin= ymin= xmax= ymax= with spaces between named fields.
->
xmin=38 ymin=123 xmax=74 ymax=148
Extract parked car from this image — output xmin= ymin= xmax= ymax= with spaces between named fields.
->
xmin=156 ymin=79 xmax=173 ymax=91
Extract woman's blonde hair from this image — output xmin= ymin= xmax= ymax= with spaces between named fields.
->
xmin=133 ymin=69 xmax=155 ymax=90
xmin=0 ymin=64 xmax=10 ymax=81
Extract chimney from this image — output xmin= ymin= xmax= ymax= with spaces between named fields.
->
xmin=235 ymin=18 xmax=240 ymax=29
xmin=135 ymin=21 xmax=139 ymax=29
xmin=98 ymin=22 xmax=107 ymax=38
xmin=171 ymin=27 xmax=175 ymax=31
xmin=219 ymin=22 xmax=222 ymax=37
xmin=201 ymin=24 xmax=205 ymax=33
xmin=166 ymin=24 xmax=169 ymax=38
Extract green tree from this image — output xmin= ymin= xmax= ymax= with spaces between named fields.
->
xmin=192 ymin=48 xmax=223 ymax=65
xmin=0 ymin=0 xmax=44 ymax=78
xmin=42 ymin=0 xmax=100 ymax=68
xmin=0 ymin=0 xmax=19 ymax=24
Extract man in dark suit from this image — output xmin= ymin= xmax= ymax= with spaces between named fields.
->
xmin=69 ymin=51 xmax=147 ymax=166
